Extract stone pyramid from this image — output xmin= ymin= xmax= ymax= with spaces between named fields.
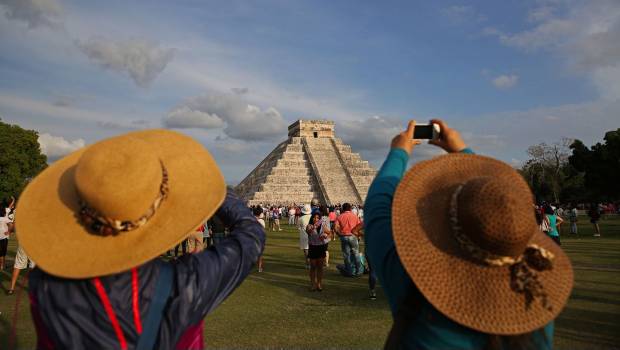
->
xmin=235 ymin=120 xmax=377 ymax=206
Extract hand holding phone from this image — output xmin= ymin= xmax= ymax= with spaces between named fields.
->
xmin=413 ymin=123 xmax=441 ymax=140
xmin=428 ymin=119 xmax=468 ymax=153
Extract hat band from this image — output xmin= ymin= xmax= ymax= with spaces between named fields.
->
xmin=78 ymin=161 xmax=169 ymax=236
xmin=449 ymin=184 xmax=555 ymax=311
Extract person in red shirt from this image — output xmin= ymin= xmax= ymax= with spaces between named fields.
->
xmin=335 ymin=203 xmax=363 ymax=276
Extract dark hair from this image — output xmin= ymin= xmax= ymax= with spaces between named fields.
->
xmin=310 ymin=213 xmax=321 ymax=225
xmin=534 ymin=208 xmax=543 ymax=225
xmin=485 ymin=329 xmax=545 ymax=350
xmin=543 ymin=204 xmax=554 ymax=215
xmin=342 ymin=203 xmax=352 ymax=212
xmin=252 ymin=207 xmax=263 ymax=217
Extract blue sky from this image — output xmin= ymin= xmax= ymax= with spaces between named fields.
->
xmin=1 ymin=0 xmax=619 ymax=183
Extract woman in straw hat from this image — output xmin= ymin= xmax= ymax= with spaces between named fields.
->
xmin=364 ymin=119 xmax=573 ymax=349
xmin=16 ymin=130 xmax=265 ymax=349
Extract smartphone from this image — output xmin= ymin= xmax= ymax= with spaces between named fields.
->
xmin=413 ymin=124 xmax=441 ymax=140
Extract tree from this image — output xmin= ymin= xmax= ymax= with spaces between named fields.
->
xmin=569 ymin=128 xmax=620 ymax=201
xmin=0 ymin=119 xmax=48 ymax=202
xmin=522 ymin=139 xmax=574 ymax=203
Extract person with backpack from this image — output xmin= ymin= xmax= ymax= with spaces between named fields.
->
xmin=16 ymin=130 xmax=265 ymax=349
xmin=365 ymin=119 xmax=573 ymax=349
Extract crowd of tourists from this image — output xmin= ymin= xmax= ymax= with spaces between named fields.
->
xmin=534 ymin=201 xmax=613 ymax=245
xmin=0 ymin=119 xmax=585 ymax=349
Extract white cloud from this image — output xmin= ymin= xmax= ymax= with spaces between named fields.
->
xmin=38 ymin=133 xmax=85 ymax=159
xmin=164 ymin=106 xmax=224 ymax=129
xmin=76 ymin=37 xmax=175 ymax=87
xmin=492 ymin=74 xmax=519 ymax=89
xmin=0 ymin=0 xmax=63 ymax=29
xmin=485 ymin=0 xmax=620 ymax=99
xmin=338 ymin=115 xmax=402 ymax=152
xmin=164 ymin=93 xmax=286 ymax=141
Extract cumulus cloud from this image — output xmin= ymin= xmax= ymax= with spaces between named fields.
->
xmin=164 ymin=106 xmax=224 ymax=129
xmin=76 ymin=37 xmax=175 ymax=87
xmin=338 ymin=115 xmax=402 ymax=152
xmin=0 ymin=0 xmax=63 ymax=29
xmin=164 ymin=93 xmax=286 ymax=141
xmin=38 ymin=133 xmax=85 ymax=159
xmin=484 ymin=0 xmax=620 ymax=99
xmin=492 ymin=74 xmax=519 ymax=89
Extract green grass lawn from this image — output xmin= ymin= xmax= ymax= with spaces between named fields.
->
xmin=1 ymin=215 xmax=619 ymax=349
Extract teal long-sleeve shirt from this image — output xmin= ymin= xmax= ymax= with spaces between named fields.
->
xmin=364 ymin=148 xmax=553 ymax=349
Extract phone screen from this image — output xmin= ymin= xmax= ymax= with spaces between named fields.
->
xmin=413 ymin=125 xmax=433 ymax=139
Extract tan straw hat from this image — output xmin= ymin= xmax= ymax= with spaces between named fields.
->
xmin=392 ymin=153 xmax=573 ymax=335
xmin=15 ymin=129 xmax=226 ymax=279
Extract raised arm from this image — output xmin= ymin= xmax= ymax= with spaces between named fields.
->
xmin=172 ymin=189 xmax=265 ymax=325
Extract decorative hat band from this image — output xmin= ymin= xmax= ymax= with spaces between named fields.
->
xmin=78 ymin=161 xmax=169 ymax=236
xmin=449 ymin=184 xmax=555 ymax=311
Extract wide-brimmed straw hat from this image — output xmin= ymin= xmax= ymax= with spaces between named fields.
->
xmin=392 ymin=153 xmax=573 ymax=335
xmin=15 ymin=129 xmax=226 ymax=279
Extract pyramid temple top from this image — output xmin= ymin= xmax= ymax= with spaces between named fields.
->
xmin=287 ymin=119 xmax=335 ymax=138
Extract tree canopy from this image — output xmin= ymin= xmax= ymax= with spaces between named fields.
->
xmin=0 ymin=119 xmax=47 ymax=203
xmin=520 ymin=128 xmax=620 ymax=203
xmin=569 ymin=128 xmax=620 ymax=202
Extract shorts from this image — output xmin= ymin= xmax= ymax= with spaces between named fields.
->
xmin=0 ymin=238 xmax=7 ymax=257
xmin=308 ymin=244 xmax=327 ymax=259
xmin=590 ymin=219 xmax=598 ymax=224
xmin=14 ymin=245 xmax=35 ymax=269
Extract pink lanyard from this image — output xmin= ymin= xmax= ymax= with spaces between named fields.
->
xmin=92 ymin=267 xmax=142 ymax=350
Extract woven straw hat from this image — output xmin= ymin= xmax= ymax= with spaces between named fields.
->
xmin=392 ymin=153 xmax=573 ymax=335
xmin=15 ymin=129 xmax=226 ymax=278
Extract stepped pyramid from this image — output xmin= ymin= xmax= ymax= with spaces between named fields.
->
xmin=235 ymin=120 xmax=377 ymax=206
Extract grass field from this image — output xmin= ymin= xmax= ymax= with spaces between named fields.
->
xmin=1 ymin=215 xmax=619 ymax=349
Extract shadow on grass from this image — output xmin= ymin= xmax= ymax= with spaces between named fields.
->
xmin=556 ymin=307 xmax=619 ymax=348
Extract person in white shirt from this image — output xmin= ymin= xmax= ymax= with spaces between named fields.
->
xmin=254 ymin=207 xmax=266 ymax=272
xmin=288 ymin=206 xmax=296 ymax=225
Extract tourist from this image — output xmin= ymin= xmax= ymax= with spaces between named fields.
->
xmin=254 ymin=206 xmax=266 ymax=272
xmin=8 ymin=244 xmax=35 ymax=295
xmin=305 ymin=212 xmax=330 ymax=291
xmin=16 ymin=130 xmax=265 ymax=348
xmin=328 ymin=208 xmax=337 ymax=237
xmin=0 ymin=203 xmax=13 ymax=271
xmin=365 ymin=119 xmax=573 ymax=349
xmin=295 ymin=205 xmax=302 ymax=225
xmin=335 ymin=202 xmax=363 ymax=277
xmin=588 ymin=203 xmax=602 ymax=237
xmin=271 ymin=206 xmax=282 ymax=231
xmin=569 ymin=204 xmax=579 ymax=234
xmin=188 ymin=226 xmax=205 ymax=253
xmin=319 ymin=205 xmax=332 ymax=267
xmin=544 ymin=204 xmax=563 ymax=245
xmin=203 ymin=220 xmax=213 ymax=248
xmin=298 ymin=204 xmax=312 ymax=268
xmin=288 ymin=206 xmax=296 ymax=225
